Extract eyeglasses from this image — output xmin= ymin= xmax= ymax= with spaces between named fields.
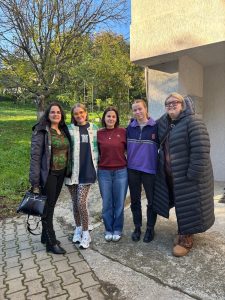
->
xmin=165 ymin=101 xmax=182 ymax=108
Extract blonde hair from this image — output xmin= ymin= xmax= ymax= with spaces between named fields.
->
xmin=132 ymin=99 xmax=149 ymax=118
xmin=165 ymin=92 xmax=185 ymax=109
xmin=71 ymin=103 xmax=88 ymax=125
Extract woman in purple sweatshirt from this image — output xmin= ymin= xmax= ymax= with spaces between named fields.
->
xmin=127 ymin=99 xmax=159 ymax=243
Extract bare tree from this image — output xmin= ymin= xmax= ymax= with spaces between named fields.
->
xmin=0 ymin=0 xmax=128 ymax=116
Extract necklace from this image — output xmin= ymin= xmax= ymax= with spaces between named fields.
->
xmin=105 ymin=128 xmax=115 ymax=140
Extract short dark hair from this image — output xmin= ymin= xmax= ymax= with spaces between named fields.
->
xmin=101 ymin=106 xmax=120 ymax=128
xmin=40 ymin=102 xmax=66 ymax=128
xmin=70 ymin=103 xmax=88 ymax=125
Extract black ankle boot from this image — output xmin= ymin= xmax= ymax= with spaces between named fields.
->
xmin=41 ymin=234 xmax=61 ymax=245
xmin=143 ymin=227 xmax=154 ymax=243
xmin=131 ymin=227 xmax=141 ymax=241
xmin=46 ymin=244 xmax=66 ymax=254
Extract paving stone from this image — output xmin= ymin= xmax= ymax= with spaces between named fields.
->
xmin=71 ymin=261 xmax=91 ymax=275
xmin=29 ymin=234 xmax=42 ymax=244
xmin=4 ymin=240 xmax=17 ymax=249
xmin=3 ymin=228 xmax=15 ymax=236
xmin=84 ymin=285 xmax=106 ymax=300
xmin=32 ymin=243 xmax=46 ymax=252
xmin=49 ymin=253 xmax=67 ymax=262
xmin=0 ymin=255 xmax=4 ymax=265
xmin=44 ymin=280 xmax=67 ymax=298
xmin=48 ymin=294 xmax=69 ymax=300
xmin=54 ymin=230 xmax=67 ymax=239
xmin=4 ymin=247 xmax=18 ymax=259
xmin=0 ymin=288 xmax=7 ymax=300
xmin=19 ymin=248 xmax=35 ymax=260
xmin=6 ymin=289 xmax=27 ymax=300
xmin=17 ymin=228 xmax=28 ymax=237
xmin=21 ymin=257 xmax=38 ymax=271
xmin=0 ymin=275 xmax=6 ymax=289
xmin=56 ymin=236 xmax=71 ymax=246
xmin=27 ymin=292 xmax=47 ymax=300
xmin=66 ymin=252 xmax=83 ymax=264
xmin=63 ymin=282 xmax=87 ymax=300
xmin=6 ymin=266 xmax=23 ymax=280
xmin=17 ymin=234 xmax=29 ymax=243
xmin=77 ymin=273 xmax=99 ymax=289
xmin=4 ymin=234 xmax=16 ymax=242
xmin=61 ymin=243 xmax=77 ymax=254
xmin=0 ymin=264 xmax=4 ymax=275
xmin=5 ymin=256 xmax=20 ymax=269
xmin=54 ymin=259 xmax=72 ymax=274
xmin=34 ymin=250 xmax=51 ymax=262
xmin=58 ymin=270 xmax=79 ymax=286
xmin=26 ymin=278 xmax=46 ymax=296
xmin=38 ymin=258 xmax=55 ymax=272
xmin=18 ymin=241 xmax=32 ymax=251
xmin=41 ymin=269 xmax=61 ymax=284
xmin=22 ymin=268 xmax=42 ymax=282
xmin=5 ymin=277 xmax=26 ymax=295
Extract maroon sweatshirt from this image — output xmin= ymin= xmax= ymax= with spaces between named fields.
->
xmin=97 ymin=127 xmax=127 ymax=170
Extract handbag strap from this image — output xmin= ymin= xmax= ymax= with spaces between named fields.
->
xmin=26 ymin=215 xmax=41 ymax=235
xmin=160 ymin=123 xmax=175 ymax=148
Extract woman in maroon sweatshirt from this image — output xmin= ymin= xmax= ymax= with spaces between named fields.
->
xmin=97 ymin=106 xmax=128 ymax=242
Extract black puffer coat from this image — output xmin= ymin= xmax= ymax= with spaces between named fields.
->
xmin=153 ymin=97 xmax=215 ymax=234
xmin=29 ymin=121 xmax=72 ymax=188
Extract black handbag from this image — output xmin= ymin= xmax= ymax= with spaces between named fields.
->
xmin=17 ymin=190 xmax=47 ymax=217
xmin=17 ymin=191 xmax=47 ymax=235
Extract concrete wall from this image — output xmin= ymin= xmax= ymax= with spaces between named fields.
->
xmin=131 ymin=0 xmax=225 ymax=63
xmin=204 ymin=64 xmax=225 ymax=181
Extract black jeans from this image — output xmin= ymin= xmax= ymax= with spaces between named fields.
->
xmin=42 ymin=168 xmax=66 ymax=245
xmin=128 ymin=169 xmax=157 ymax=229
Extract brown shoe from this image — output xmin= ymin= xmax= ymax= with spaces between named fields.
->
xmin=172 ymin=234 xmax=193 ymax=257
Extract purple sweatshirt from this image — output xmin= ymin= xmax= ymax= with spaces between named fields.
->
xmin=127 ymin=118 xmax=159 ymax=174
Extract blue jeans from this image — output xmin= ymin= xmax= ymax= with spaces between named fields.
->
xmin=98 ymin=168 xmax=128 ymax=235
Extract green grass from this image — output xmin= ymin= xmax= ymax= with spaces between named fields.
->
xmin=0 ymin=102 xmax=37 ymax=218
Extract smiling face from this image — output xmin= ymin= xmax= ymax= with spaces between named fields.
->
xmin=132 ymin=102 xmax=148 ymax=123
xmin=73 ymin=107 xmax=87 ymax=125
xmin=104 ymin=110 xmax=117 ymax=129
xmin=165 ymin=96 xmax=183 ymax=120
xmin=48 ymin=105 xmax=62 ymax=125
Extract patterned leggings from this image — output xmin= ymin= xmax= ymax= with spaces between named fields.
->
xmin=67 ymin=184 xmax=91 ymax=231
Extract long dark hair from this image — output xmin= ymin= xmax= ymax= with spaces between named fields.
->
xmin=101 ymin=106 xmax=119 ymax=128
xmin=70 ymin=103 xmax=88 ymax=125
xmin=40 ymin=102 xmax=66 ymax=128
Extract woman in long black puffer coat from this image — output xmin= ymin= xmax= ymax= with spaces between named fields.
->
xmin=154 ymin=92 xmax=215 ymax=257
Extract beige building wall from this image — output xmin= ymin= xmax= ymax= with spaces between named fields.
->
xmin=203 ymin=65 xmax=225 ymax=181
xmin=131 ymin=0 xmax=225 ymax=181
xmin=131 ymin=0 xmax=225 ymax=65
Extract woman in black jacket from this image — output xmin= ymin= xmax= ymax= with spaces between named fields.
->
xmin=154 ymin=93 xmax=215 ymax=257
xmin=29 ymin=102 xmax=71 ymax=254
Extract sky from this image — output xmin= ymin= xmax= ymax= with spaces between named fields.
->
xmin=112 ymin=1 xmax=131 ymax=40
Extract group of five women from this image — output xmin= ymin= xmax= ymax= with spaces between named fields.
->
xmin=29 ymin=93 xmax=214 ymax=257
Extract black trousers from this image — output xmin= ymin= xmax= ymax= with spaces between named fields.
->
xmin=42 ymin=168 xmax=65 ymax=245
xmin=128 ymin=169 xmax=157 ymax=228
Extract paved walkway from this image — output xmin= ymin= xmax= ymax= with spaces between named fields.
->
xmin=0 ymin=216 xmax=106 ymax=300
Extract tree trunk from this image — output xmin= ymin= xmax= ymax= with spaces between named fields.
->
xmin=36 ymin=94 xmax=45 ymax=120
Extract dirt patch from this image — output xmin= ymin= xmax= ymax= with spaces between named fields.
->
xmin=0 ymin=196 xmax=19 ymax=220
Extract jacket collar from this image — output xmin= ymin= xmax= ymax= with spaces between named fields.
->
xmin=130 ymin=117 xmax=156 ymax=127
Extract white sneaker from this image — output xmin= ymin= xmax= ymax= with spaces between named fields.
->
xmin=73 ymin=226 xmax=82 ymax=244
xmin=105 ymin=233 xmax=113 ymax=242
xmin=79 ymin=230 xmax=91 ymax=249
xmin=112 ymin=234 xmax=121 ymax=242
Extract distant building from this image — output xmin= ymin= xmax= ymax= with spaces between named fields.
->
xmin=130 ymin=0 xmax=225 ymax=181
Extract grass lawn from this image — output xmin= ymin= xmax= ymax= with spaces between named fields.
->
xmin=0 ymin=101 xmax=37 ymax=219
xmin=0 ymin=101 xmax=102 ymax=219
